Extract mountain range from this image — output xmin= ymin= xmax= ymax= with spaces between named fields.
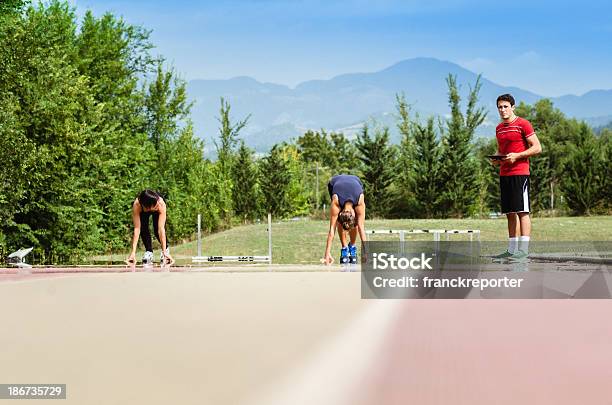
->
xmin=186 ymin=57 xmax=612 ymax=153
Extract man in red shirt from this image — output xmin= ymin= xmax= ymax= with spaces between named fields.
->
xmin=491 ymin=94 xmax=542 ymax=261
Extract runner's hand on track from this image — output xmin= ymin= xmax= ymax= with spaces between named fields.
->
xmin=126 ymin=252 xmax=136 ymax=264
xmin=163 ymin=253 xmax=175 ymax=265
xmin=321 ymin=254 xmax=334 ymax=265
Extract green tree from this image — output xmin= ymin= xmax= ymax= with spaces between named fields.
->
xmin=296 ymin=129 xmax=359 ymax=210
xmin=0 ymin=0 xmax=29 ymax=15
xmin=0 ymin=1 xmax=107 ymax=260
xmin=514 ymin=100 xmax=559 ymax=211
xmin=514 ymin=99 xmax=609 ymax=214
xmin=296 ymin=130 xmax=333 ymax=166
xmin=394 ymin=93 xmax=416 ymax=216
xmin=213 ymin=97 xmax=250 ymax=222
xmin=0 ymin=1 xmax=226 ymax=262
xmin=216 ymin=97 xmax=249 ymax=171
xmin=438 ymin=75 xmax=487 ymax=217
xmin=232 ymin=141 xmax=262 ymax=222
xmin=559 ymin=125 xmax=609 ymax=215
xmin=330 ymin=132 xmax=359 ymax=173
xmin=356 ymin=124 xmax=398 ymax=217
xmin=259 ymin=144 xmax=309 ymax=218
xmin=144 ymin=63 xmax=191 ymax=152
xmin=74 ymin=7 xmax=157 ymax=250
xmin=474 ymin=137 xmax=500 ymax=215
xmin=411 ymin=118 xmax=444 ymax=218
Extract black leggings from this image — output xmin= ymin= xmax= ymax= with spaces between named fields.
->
xmin=140 ymin=211 xmax=169 ymax=251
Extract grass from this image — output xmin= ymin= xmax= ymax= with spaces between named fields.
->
xmin=93 ymin=216 xmax=612 ymax=265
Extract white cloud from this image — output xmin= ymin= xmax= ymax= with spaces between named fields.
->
xmin=512 ymin=51 xmax=543 ymax=65
xmin=459 ymin=57 xmax=496 ymax=74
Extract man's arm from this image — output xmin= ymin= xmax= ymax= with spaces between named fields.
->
xmin=505 ymin=134 xmax=542 ymax=164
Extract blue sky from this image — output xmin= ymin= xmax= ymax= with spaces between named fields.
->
xmin=71 ymin=0 xmax=611 ymax=97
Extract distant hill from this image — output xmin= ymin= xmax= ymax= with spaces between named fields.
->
xmin=593 ymin=119 xmax=612 ymax=134
xmin=187 ymin=57 xmax=612 ymax=153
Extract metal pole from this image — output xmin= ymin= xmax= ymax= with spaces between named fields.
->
xmin=197 ymin=214 xmax=202 ymax=257
xmin=268 ymin=213 xmax=272 ymax=264
xmin=315 ymin=162 xmax=319 ymax=210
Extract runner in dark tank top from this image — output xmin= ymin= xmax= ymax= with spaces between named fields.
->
xmin=126 ymin=189 xmax=174 ymax=265
xmin=327 ymin=174 xmax=363 ymax=209
xmin=323 ymin=175 xmax=367 ymax=265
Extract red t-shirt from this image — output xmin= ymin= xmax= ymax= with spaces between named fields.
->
xmin=495 ymin=116 xmax=535 ymax=176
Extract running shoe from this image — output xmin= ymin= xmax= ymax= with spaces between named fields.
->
xmin=348 ymin=244 xmax=358 ymax=264
xmin=143 ymin=251 xmax=154 ymax=265
xmin=491 ymin=250 xmax=513 ymax=262
xmin=340 ymin=246 xmax=349 ymax=264
xmin=508 ymin=250 xmax=529 ymax=263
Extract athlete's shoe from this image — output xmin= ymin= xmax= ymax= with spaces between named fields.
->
xmin=142 ymin=251 xmax=154 ymax=265
xmin=348 ymin=244 xmax=358 ymax=264
xmin=508 ymin=250 xmax=529 ymax=263
xmin=491 ymin=250 xmax=513 ymax=262
xmin=340 ymin=246 xmax=350 ymax=264
xmin=160 ymin=247 xmax=170 ymax=264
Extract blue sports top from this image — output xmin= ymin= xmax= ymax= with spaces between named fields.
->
xmin=327 ymin=175 xmax=364 ymax=208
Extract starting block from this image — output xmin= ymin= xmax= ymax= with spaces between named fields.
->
xmin=7 ymin=247 xmax=34 ymax=268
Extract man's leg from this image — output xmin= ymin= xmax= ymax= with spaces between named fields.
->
xmin=518 ymin=212 xmax=531 ymax=236
xmin=494 ymin=176 xmax=518 ymax=259
xmin=510 ymin=176 xmax=531 ymax=259
xmin=506 ymin=213 xmax=519 ymax=237
xmin=517 ymin=212 xmax=531 ymax=254
xmin=504 ymin=213 xmax=519 ymax=254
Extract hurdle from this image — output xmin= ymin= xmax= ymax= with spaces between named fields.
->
xmin=367 ymin=229 xmax=481 ymax=265
xmin=7 ymin=247 xmax=33 ymax=268
xmin=366 ymin=229 xmax=481 ymax=242
xmin=192 ymin=213 xmax=272 ymax=264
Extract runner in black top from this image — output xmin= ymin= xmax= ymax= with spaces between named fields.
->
xmin=322 ymin=175 xmax=367 ymax=265
xmin=126 ymin=190 xmax=174 ymax=265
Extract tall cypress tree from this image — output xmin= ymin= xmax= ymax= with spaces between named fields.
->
xmin=438 ymin=75 xmax=487 ymax=217
xmin=259 ymin=145 xmax=292 ymax=218
xmin=232 ymin=141 xmax=261 ymax=222
xmin=214 ymin=97 xmax=250 ymax=222
xmin=330 ymin=132 xmax=359 ymax=174
xmin=356 ymin=124 xmax=398 ymax=217
xmin=559 ymin=124 xmax=609 ymax=215
xmin=394 ymin=93 xmax=416 ymax=216
xmin=412 ymin=118 xmax=443 ymax=218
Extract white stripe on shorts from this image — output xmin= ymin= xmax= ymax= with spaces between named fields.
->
xmin=522 ymin=178 xmax=529 ymax=213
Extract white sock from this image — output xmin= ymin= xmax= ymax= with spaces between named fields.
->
xmin=508 ymin=237 xmax=519 ymax=253
xmin=519 ymin=236 xmax=530 ymax=253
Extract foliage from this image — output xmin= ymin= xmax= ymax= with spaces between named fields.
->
xmin=259 ymin=144 xmax=309 ymax=218
xmin=355 ymin=124 xmax=398 ymax=217
xmin=437 ymin=75 xmax=487 ymax=217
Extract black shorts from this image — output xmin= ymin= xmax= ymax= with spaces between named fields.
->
xmin=500 ymin=175 xmax=530 ymax=214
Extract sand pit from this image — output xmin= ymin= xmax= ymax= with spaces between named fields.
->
xmin=1 ymin=267 xmax=611 ymax=404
